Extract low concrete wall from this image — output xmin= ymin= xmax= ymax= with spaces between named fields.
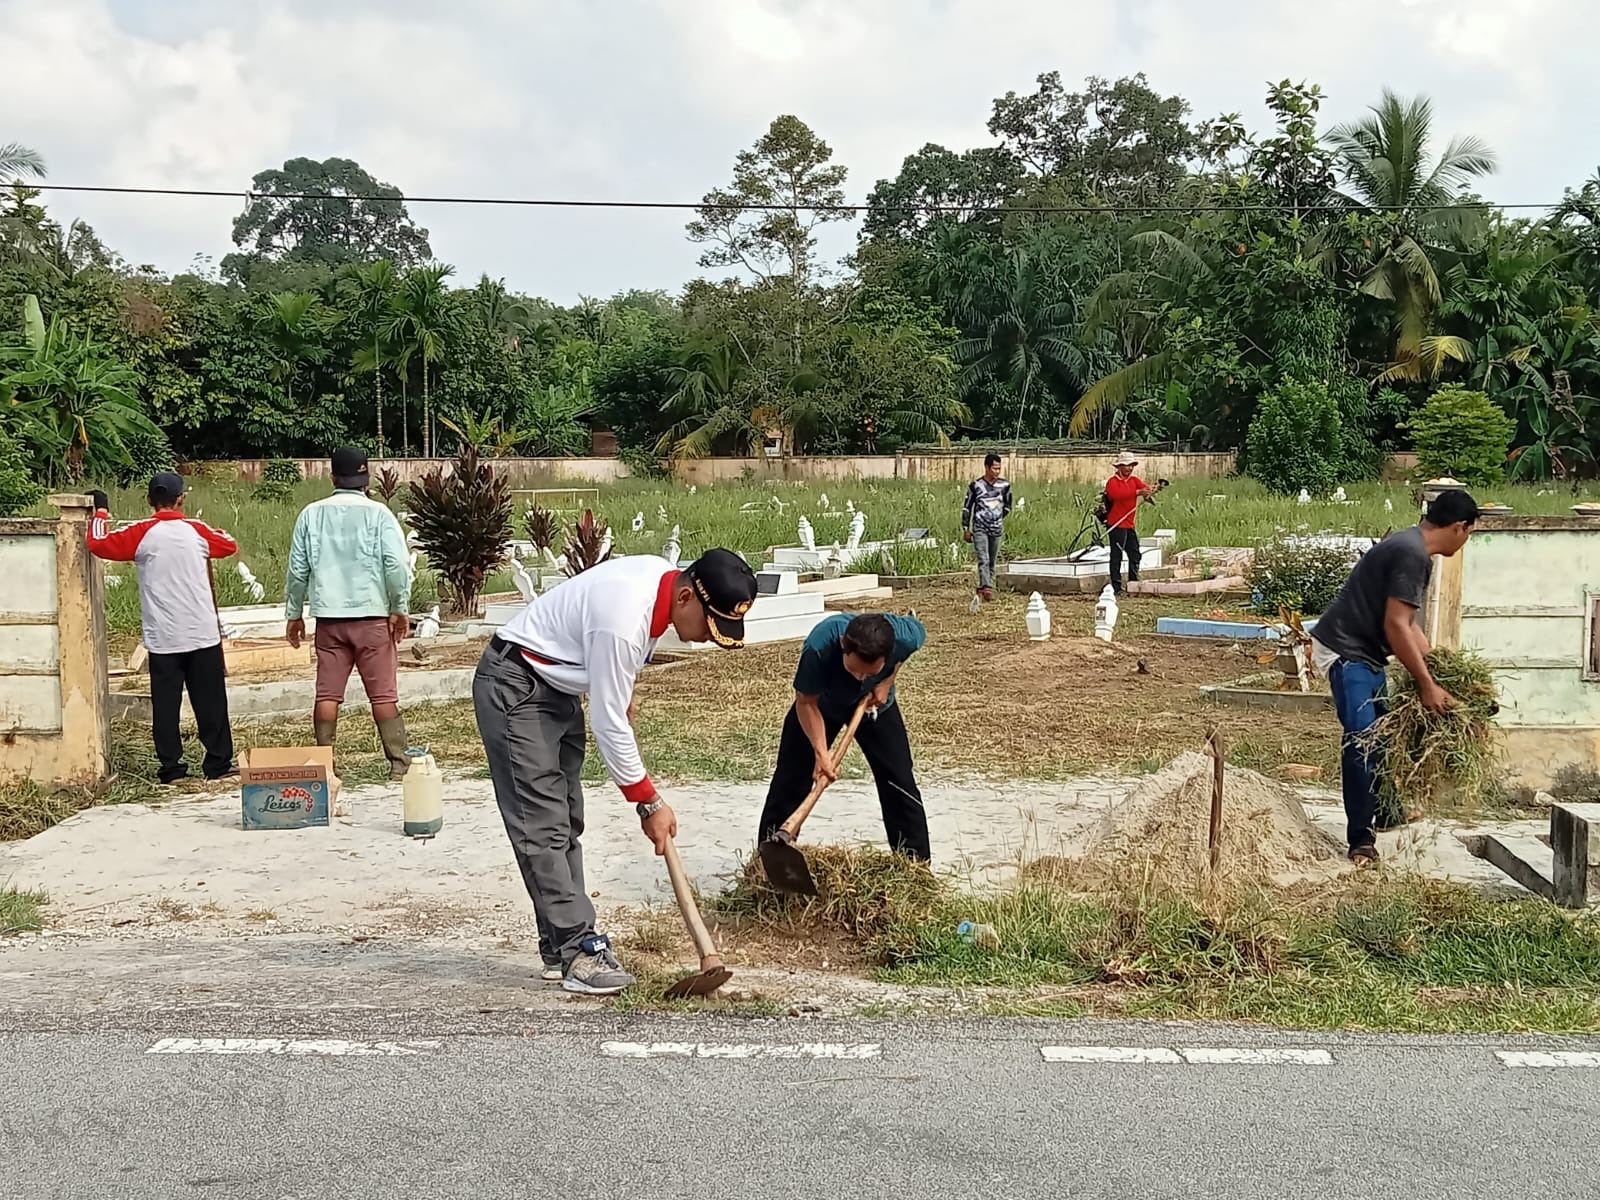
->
xmin=0 ymin=497 xmax=110 ymax=785
xmin=202 ymin=450 xmax=1237 ymax=488
xmin=675 ymin=451 xmax=1236 ymax=485
xmin=219 ymin=458 xmax=629 ymax=486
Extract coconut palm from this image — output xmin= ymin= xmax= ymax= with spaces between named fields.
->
xmin=338 ymin=259 xmax=400 ymax=450
xmin=386 ymin=264 xmax=459 ymax=457
xmin=1328 ymin=91 xmax=1495 ymax=382
xmin=954 ymin=243 xmax=1088 ymax=440
xmin=0 ymin=143 xmax=45 ymax=181
xmin=656 ymin=342 xmax=761 ymax=459
xmin=253 ymin=292 xmax=330 ymax=410
xmin=471 ymin=275 xmax=535 ymax=350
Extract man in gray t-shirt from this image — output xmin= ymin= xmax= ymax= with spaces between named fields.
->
xmin=1310 ymin=490 xmax=1480 ymax=864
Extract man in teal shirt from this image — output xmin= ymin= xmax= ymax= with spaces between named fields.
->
xmin=284 ymin=448 xmax=414 ymax=778
xmin=757 ymin=611 xmax=930 ymax=861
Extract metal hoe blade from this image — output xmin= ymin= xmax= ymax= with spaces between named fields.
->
xmin=759 ymin=833 xmax=818 ymax=897
xmin=665 ymin=961 xmax=733 ymax=999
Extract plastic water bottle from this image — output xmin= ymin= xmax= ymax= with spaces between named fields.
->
xmin=957 ymin=920 xmax=999 ymax=948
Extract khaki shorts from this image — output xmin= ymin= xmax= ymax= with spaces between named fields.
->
xmin=314 ymin=617 xmax=398 ymax=706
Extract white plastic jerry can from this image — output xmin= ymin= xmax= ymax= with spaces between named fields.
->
xmin=402 ymin=749 xmax=444 ymax=838
xmin=1094 ymin=584 xmax=1119 ymax=643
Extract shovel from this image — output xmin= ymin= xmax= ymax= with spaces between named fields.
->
xmin=661 ymin=836 xmax=733 ymax=999
xmin=759 ymin=696 xmax=871 ymax=896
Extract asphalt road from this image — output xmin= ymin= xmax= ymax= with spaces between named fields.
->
xmin=6 ymin=1014 xmax=1600 ymax=1200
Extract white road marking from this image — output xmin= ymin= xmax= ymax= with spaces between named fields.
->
xmin=1498 ymin=1051 xmax=1600 ymax=1068
xmin=1040 ymin=1047 xmax=1183 ymax=1064
xmin=600 ymin=1041 xmax=882 ymax=1060
xmin=146 ymin=1038 xmax=439 ymax=1057
xmin=1180 ymin=1048 xmax=1333 ymax=1066
xmin=1042 ymin=1046 xmax=1331 ymax=1066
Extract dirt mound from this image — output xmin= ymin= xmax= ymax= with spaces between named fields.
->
xmin=1078 ymin=752 xmax=1344 ymax=888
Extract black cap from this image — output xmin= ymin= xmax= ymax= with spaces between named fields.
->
xmin=331 ymin=447 xmax=370 ymax=489
xmin=148 ymin=471 xmax=185 ymax=503
xmin=684 ymin=548 xmax=758 ymax=649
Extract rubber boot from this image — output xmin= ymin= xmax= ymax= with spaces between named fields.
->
xmin=377 ymin=715 xmax=411 ymax=781
xmin=314 ymin=716 xmax=337 ymax=747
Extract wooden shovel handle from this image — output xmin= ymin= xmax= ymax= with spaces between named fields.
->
xmin=662 ymin=836 xmax=721 ymax=964
xmin=778 ymin=696 xmax=871 ymax=840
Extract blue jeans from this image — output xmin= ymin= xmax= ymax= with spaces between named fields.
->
xmin=1328 ymin=659 xmax=1387 ymax=851
xmin=973 ymin=529 xmax=1001 ymax=590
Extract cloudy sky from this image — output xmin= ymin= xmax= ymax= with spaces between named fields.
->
xmin=8 ymin=0 xmax=1596 ymax=302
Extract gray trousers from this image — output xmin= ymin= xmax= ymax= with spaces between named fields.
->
xmin=973 ymin=528 xmax=1001 ymax=590
xmin=473 ymin=640 xmax=594 ymax=966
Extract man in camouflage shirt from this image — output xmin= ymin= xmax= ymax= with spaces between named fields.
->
xmin=962 ymin=452 xmax=1012 ymax=602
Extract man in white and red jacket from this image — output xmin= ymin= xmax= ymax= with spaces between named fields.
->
xmin=88 ymin=473 xmax=239 ymax=784
xmin=473 ymin=547 xmax=758 ymax=995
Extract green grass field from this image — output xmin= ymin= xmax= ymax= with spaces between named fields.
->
xmin=82 ymin=471 xmax=1597 ymax=639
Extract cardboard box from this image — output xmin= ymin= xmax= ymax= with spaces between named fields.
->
xmin=240 ymin=746 xmax=341 ymax=830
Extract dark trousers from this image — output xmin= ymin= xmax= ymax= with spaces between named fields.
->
xmin=473 ymin=639 xmax=594 ymax=966
xmin=759 ymin=702 xmax=930 ymax=861
xmin=1329 ymin=659 xmax=1388 ymax=851
xmin=148 ymin=643 xmax=234 ymax=783
xmin=1109 ymin=525 xmax=1141 ymax=593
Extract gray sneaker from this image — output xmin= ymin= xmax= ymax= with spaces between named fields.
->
xmin=562 ymin=934 xmax=636 ymax=996
xmin=540 ymin=959 xmax=563 ymax=983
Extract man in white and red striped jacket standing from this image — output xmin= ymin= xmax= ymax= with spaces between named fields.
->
xmin=88 ymin=473 xmax=239 ymax=784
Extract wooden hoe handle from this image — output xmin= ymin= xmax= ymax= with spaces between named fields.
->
xmin=777 ymin=695 xmax=872 ymax=840
xmin=662 ymin=836 xmax=721 ymax=963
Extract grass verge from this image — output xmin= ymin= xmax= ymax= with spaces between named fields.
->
xmin=711 ymin=846 xmax=1600 ymax=1033
xmin=0 ymin=886 xmax=46 ymax=934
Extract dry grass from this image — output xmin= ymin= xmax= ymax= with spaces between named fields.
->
xmin=1373 ymin=648 xmax=1503 ymax=817
xmin=633 ymin=585 xmax=1341 ymax=781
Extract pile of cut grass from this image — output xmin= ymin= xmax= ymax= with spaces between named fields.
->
xmin=714 ymin=843 xmax=1600 ymax=1031
xmin=1374 ymin=647 xmax=1502 ymax=818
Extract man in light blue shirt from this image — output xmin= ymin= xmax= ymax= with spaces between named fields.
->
xmin=285 ymin=448 xmax=414 ymax=778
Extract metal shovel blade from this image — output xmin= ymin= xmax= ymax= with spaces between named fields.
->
xmin=759 ymin=834 xmax=818 ymax=896
xmin=665 ymin=962 xmax=733 ymax=999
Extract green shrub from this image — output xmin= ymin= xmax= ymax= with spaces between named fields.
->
xmin=1331 ymin=376 xmax=1384 ymax=482
xmin=619 ymin=445 xmax=670 ymax=480
xmin=1245 ymin=380 xmax=1343 ymax=496
xmin=0 ymin=423 xmax=44 ymax=516
xmin=110 ymin=429 xmax=177 ymax=488
xmin=261 ymin=458 xmax=303 ymax=486
xmin=1248 ymin=536 xmax=1359 ymax=615
xmin=1409 ymin=386 xmax=1513 ymax=486
xmin=252 ymin=479 xmax=295 ymax=503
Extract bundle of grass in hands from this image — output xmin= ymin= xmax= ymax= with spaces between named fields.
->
xmin=1372 ymin=648 xmax=1501 ymax=819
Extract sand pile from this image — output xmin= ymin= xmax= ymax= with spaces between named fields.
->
xmin=1078 ymin=752 xmax=1345 ymax=888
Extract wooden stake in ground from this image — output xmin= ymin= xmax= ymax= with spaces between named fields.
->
xmin=1207 ymin=728 xmax=1225 ymax=872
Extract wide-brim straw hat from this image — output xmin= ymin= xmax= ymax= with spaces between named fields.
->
xmin=1113 ymin=451 xmax=1140 ymax=467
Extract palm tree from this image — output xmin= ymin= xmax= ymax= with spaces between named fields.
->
xmin=656 ymin=342 xmax=760 ymax=459
xmin=254 ymin=292 xmax=329 ymax=410
xmin=0 ymin=143 xmax=45 ymax=181
xmin=1069 ymin=228 xmax=1218 ymax=435
xmin=1328 ymin=91 xmax=1496 ymax=382
xmin=339 ymin=259 xmax=399 ymax=451
xmin=472 ymin=275 xmax=535 ymax=350
xmin=1 ymin=297 xmax=160 ymax=480
xmin=386 ymin=265 xmax=458 ymax=457
xmin=953 ymin=244 xmax=1088 ymax=440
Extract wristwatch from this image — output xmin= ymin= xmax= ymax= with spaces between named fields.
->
xmin=636 ymin=797 xmax=666 ymax=820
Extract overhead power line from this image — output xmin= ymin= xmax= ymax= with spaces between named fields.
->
xmin=23 ymin=183 xmax=1572 ymax=216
